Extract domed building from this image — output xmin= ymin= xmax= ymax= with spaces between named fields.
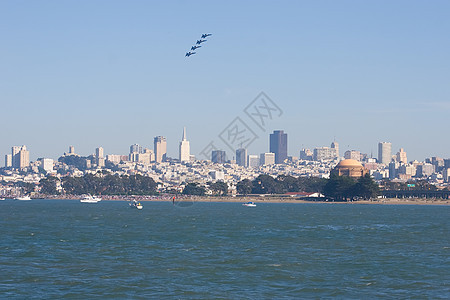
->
xmin=331 ymin=159 xmax=368 ymax=178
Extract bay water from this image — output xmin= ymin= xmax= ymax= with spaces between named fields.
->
xmin=0 ymin=200 xmax=448 ymax=299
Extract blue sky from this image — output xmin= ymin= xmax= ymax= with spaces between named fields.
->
xmin=1 ymin=0 xmax=449 ymax=161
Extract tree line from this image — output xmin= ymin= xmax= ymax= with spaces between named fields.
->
xmin=40 ymin=173 xmax=157 ymax=195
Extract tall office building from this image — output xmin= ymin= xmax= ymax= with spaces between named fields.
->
xmin=12 ymin=145 xmax=29 ymax=169
xmin=396 ymin=148 xmax=407 ymax=164
xmin=5 ymin=154 xmax=12 ymax=168
xmin=179 ymin=127 xmax=190 ymax=162
xmin=331 ymin=141 xmax=339 ymax=158
xmin=154 ymin=136 xmax=167 ymax=163
xmin=344 ymin=150 xmax=361 ymax=161
xmin=378 ymin=142 xmax=392 ymax=165
xmin=130 ymin=144 xmax=143 ymax=154
xmin=247 ymin=155 xmax=260 ymax=168
xmin=260 ymin=152 xmax=275 ymax=165
xmin=236 ymin=148 xmax=247 ymax=167
xmin=212 ymin=150 xmax=226 ymax=164
xmin=96 ymin=147 xmax=104 ymax=159
xmin=269 ymin=130 xmax=288 ymax=164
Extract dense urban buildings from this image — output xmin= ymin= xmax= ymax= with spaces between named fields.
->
xmin=269 ymin=130 xmax=288 ymax=164
xmin=1 ymin=129 xmax=450 ymax=197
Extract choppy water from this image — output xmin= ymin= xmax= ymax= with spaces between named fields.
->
xmin=0 ymin=200 xmax=449 ymax=299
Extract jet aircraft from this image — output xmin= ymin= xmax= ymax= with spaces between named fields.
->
xmin=201 ymin=33 xmax=212 ymax=38
xmin=191 ymin=45 xmax=201 ymax=50
xmin=185 ymin=51 xmax=196 ymax=57
xmin=196 ymin=39 xmax=207 ymax=45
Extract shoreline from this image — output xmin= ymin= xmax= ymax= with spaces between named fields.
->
xmin=32 ymin=195 xmax=450 ymax=205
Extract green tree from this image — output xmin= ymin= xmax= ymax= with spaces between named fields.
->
xmin=182 ymin=183 xmax=206 ymax=196
xmin=39 ymin=176 xmax=60 ymax=195
xmin=323 ymin=174 xmax=356 ymax=201
xmin=352 ymin=174 xmax=380 ymax=199
xmin=236 ymin=179 xmax=252 ymax=195
xmin=209 ymin=181 xmax=228 ymax=196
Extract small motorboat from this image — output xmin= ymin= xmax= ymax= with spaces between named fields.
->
xmin=242 ymin=201 xmax=256 ymax=207
xmin=129 ymin=200 xmax=143 ymax=210
xmin=80 ymin=194 xmax=102 ymax=203
xmin=15 ymin=195 xmax=31 ymax=201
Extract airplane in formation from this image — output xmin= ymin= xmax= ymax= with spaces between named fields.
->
xmin=186 ymin=34 xmax=212 ymax=57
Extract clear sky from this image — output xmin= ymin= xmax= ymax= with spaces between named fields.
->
xmin=1 ymin=0 xmax=449 ymax=162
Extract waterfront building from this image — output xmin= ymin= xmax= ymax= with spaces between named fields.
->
xmin=212 ymin=150 xmax=226 ymax=164
xmin=154 ymin=136 xmax=167 ymax=163
xmin=378 ymin=142 xmax=392 ymax=165
xmin=269 ymin=130 xmax=288 ymax=164
xmin=236 ymin=148 xmax=247 ymax=167
xmin=331 ymin=159 xmax=368 ymax=178
xmin=248 ymin=155 xmax=260 ymax=168
xmin=179 ymin=127 xmax=190 ymax=162
xmin=396 ymin=148 xmax=407 ymax=164
xmin=260 ymin=152 xmax=275 ymax=166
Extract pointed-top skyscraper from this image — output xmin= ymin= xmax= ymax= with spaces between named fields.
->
xmin=179 ymin=127 xmax=190 ymax=162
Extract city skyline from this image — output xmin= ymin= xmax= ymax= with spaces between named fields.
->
xmin=1 ymin=1 xmax=449 ymax=161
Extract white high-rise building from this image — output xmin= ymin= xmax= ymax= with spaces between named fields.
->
xmin=378 ymin=142 xmax=392 ymax=165
xmin=396 ymin=148 xmax=407 ymax=164
xmin=41 ymin=158 xmax=54 ymax=173
xmin=248 ymin=155 xmax=260 ymax=168
xmin=96 ymin=147 xmax=104 ymax=159
xmin=154 ymin=136 xmax=167 ymax=163
xmin=5 ymin=154 xmax=12 ymax=168
xmin=179 ymin=127 xmax=190 ymax=162
xmin=12 ymin=145 xmax=29 ymax=169
xmin=260 ymin=152 xmax=275 ymax=165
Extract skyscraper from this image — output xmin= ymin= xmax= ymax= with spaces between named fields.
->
xmin=12 ymin=145 xmax=29 ymax=169
xmin=130 ymin=144 xmax=143 ymax=154
xmin=331 ymin=141 xmax=339 ymax=158
xmin=378 ymin=142 xmax=392 ymax=165
xmin=236 ymin=148 xmax=247 ymax=167
xmin=179 ymin=127 xmax=190 ymax=162
xmin=212 ymin=150 xmax=226 ymax=164
xmin=396 ymin=148 xmax=407 ymax=164
xmin=154 ymin=136 xmax=167 ymax=163
xmin=96 ymin=147 xmax=104 ymax=159
xmin=269 ymin=130 xmax=288 ymax=164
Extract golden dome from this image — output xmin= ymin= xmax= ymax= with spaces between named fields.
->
xmin=336 ymin=159 xmax=363 ymax=168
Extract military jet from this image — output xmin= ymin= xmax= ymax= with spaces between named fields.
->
xmin=191 ymin=45 xmax=201 ymax=51
xmin=196 ymin=39 xmax=207 ymax=45
xmin=185 ymin=51 xmax=196 ymax=57
xmin=201 ymin=33 xmax=212 ymax=38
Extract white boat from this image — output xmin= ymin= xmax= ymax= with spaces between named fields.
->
xmin=242 ymin=201 xmax=256 ymax=207
xmin=129 ymin=200 xmax=143 ymax=210
xmin=0 ymin=198 xmax=5 ymax=201
xmin=80 ymin=194 xmax=102 ymax=203
xmin=16 ymin=195 xmax=31 ymax=201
